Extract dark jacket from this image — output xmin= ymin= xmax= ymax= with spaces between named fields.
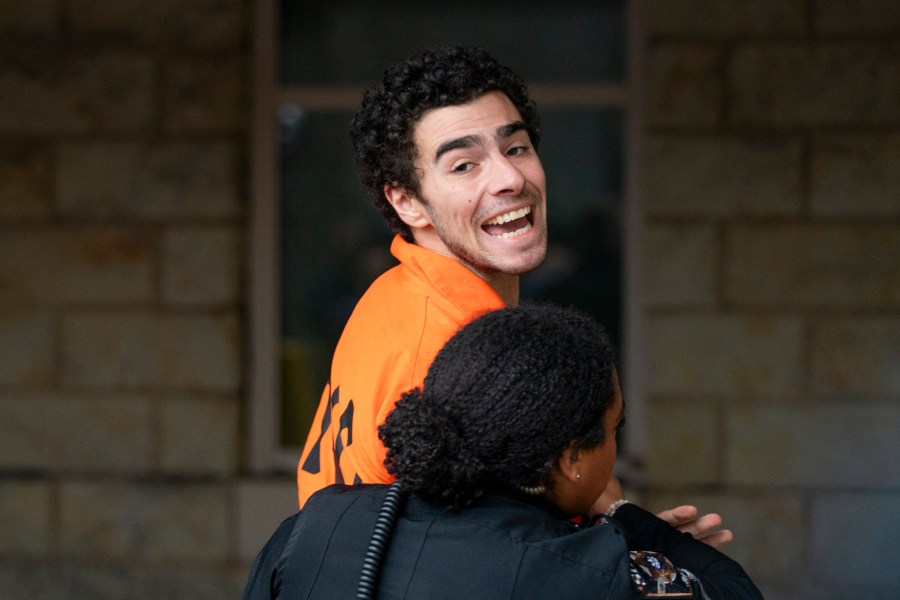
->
xmin=243 ymin=484 xmax=762 ymax=599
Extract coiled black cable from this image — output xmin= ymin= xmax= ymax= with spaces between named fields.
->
xmin=356 ymin=482 xmax=407 ymax=600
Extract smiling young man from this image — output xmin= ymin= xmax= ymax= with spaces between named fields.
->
xmin=297 ymin=47 xmax=545 ymax=506
xmin=294 ymin=46 xmax=731 ymax=549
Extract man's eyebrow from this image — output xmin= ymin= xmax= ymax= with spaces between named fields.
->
xmin=496 ymin=121 xmax=527 ymax=140
xmin=434 ymin=135 xmax=480 ymax=163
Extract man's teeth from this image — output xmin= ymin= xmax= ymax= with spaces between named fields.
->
xmin=484 ymin=206 xmax=531 ymax=226
xmin=495 ymin=224 xmax=531 ymax=239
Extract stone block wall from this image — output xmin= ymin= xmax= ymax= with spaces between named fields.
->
xmin=1 ymin=0 xmax=898 ymax=598
xmin=0 ymin=1 xmax=305 ymax=597
xmin=641 ymin=1 xmax=900 ymax=597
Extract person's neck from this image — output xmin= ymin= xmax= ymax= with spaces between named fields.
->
xmin=482 ymin=271 xmax=519 ymax=307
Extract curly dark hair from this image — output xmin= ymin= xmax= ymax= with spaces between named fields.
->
xmin=378 ymin=303 xmax=617 ymax=511
xmin=349 ymin=45 xmax=542 ymax=242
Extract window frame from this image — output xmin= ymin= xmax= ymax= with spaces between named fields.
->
xmin=247 ymin=0 xmax=648 ymax=473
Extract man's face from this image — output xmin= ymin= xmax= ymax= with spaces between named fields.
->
xmin=403 ymin=91 xmax=548 ymax=281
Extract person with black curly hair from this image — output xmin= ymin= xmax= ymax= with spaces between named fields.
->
xmin=297 ymin=45 xmax=547 ymax=503
xmin=296 ymin=45 xmax=730 ymax=548
xmin=247 ymin=305 xmax=762 ymax=599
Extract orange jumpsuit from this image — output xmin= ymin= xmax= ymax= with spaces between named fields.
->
xmin=297 ymin=235 xmax=505 ymax=507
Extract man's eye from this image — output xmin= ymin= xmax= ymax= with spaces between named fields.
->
xmin=508 ymin=145 xmax=528 ymax=157
xmin=453 ymin=162 xmax=475 ymax=173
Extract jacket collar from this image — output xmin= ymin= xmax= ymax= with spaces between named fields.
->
xmin=390 ymin=235 xmax=506 ymax=314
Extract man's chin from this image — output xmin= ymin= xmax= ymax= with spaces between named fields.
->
xmin=494 ymin=247 xmax=548 ymax=276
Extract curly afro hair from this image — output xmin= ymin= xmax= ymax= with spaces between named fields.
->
xmin=349 ymin=45 xmax=541 ymax=242
xmin=378 ymin=303 xmax=617 ymax=511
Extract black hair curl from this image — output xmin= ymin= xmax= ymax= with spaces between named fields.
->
xmin=379 ymin=303 xmax=616 ymax=511
xmin=349 ymin=45 xmax=542 ymax=242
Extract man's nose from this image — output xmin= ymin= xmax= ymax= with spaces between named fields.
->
xmin=487 ymin=155 xmax=526 ymax=196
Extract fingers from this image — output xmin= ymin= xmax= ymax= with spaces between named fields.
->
xmin=684 ymin=512 xmax=723 ymax=536
xmin=657 ymin=507 xmax=734 ymax=548
xmin=655 ymin=505 xmax=699 ymax=527
xmin=674 ymin=512 xmax=722 ymax=538
xmin=694 ymin=529 xmax=733 ymax=549
xmin=674 ymin=513 xmax=733 ymax=548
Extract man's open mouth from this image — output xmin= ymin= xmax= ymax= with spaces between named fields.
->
xmin=482 ymin=206 xmax=534 ymax=239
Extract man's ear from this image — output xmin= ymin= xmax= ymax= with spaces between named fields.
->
xmin=384 ymin=184 xmax=432 ymax=230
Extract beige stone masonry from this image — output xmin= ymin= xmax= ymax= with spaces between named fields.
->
xmin=60 ymin=481 xmax=229 ymax=559
xmin=0 ymin=480 xmax=51 ymax=555
xmin=237 ymin=480 xmax=299 ymax=562
xmin=162 ymin=227 xmax=241 ymax=306
xmin=813 ymin=0 xmax=900 ymax=34
xmin=646 ymin=136 xmax=803 ymax=216
xmin=66 ymin=0 xmax=244 ymax=49
xmin=61 ymin=312 xmax=240 ymax=391
xmin=56 ymin=142 xmax=240 ymax=220
xmin=647 ymin=0 xmax=806 ymax=36
xmin=811 ymin=317 xmax=900 ymax=396
xmin=727 ymin=224 xmax=900 ymax=308
xmin=0 ymin=51 xmax=155 ymax=134
xmin=647 ymin=314 xmax=804 ymax=396
xmin=644 ymin=223 xmax=718 ymax=307
xmin=727 ymin=404 xmax=900 ymax=486
xmin=0 ymin=310 xmax=53 ymax=387
xmin=160 ymin=394 xmax=239 ymax=475
xmin=0 ymin=227 xmax=154 ymax=306
xmin=0 ymin=394 xmax=153 ymax=472
xmin=164 ymin=57 xmax=245 ymax=133
xmin=812 ymin=492 xmax=900 ymax=586
xmin=0 ymin=0 xmax=59 ymax=33
xmin=0 ymin=0 xmax=249 ymax=595
xmin=648 ymin=44 xmax=723 ymax=127
xmin=0 ymin=563 xmax=246 ymax=599
xmin=811 ymin=134 xmax=900 ymax=217
xmin=729 ymin=43 xmax=900 ymax=126
xmin=0 ymin=144 xmax=51 ymax=221
xmin=643 ymin=401 xmax=719 ymax=484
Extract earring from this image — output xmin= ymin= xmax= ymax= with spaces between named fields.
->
xmin=576 ymin=472 xmax=581 ymax=481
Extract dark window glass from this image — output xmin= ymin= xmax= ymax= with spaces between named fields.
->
xmin=281 ymin=0 xmax=625 ymax=85
xmin=278 ymin=108 xmax=389 ymax=446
